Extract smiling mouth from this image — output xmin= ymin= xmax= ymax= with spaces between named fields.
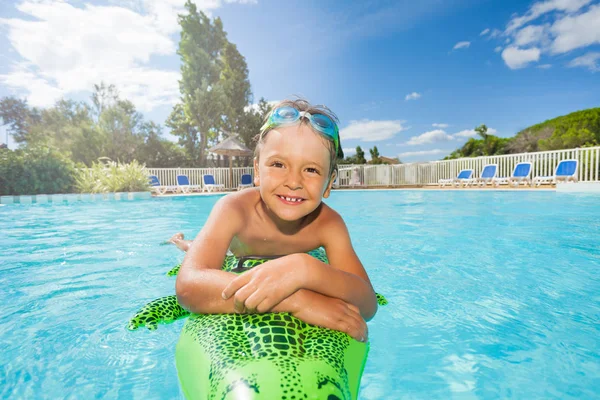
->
xmin=277 ymin=195 xmax=305 ymax=204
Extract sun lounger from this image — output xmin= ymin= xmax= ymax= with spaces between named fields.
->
xmin=237 ymin=174 xmax=253 ymax=190
xmin=533 ymin=159 xmax=578 ymax=186
xmin=149 ymin=175 xmax=176 ymax=195
xmin=493 ymin=162 xmax=533 ymax=187
xmin=176 ymin=175 xmax=202 ymax=193
xmin=474 ymin=164 xmax=498 ymax=187
xmin=439 ymin=169 xmax=474 ymax=187
xmin=202 ymin=174 xmax=225 ymax=192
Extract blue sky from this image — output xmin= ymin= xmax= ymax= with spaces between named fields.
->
xmin=1 ymin=0 xmax=599 ymax=162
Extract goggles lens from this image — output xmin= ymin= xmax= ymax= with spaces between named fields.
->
xmin=275 ymin=107 xmax=298 ymax=120
xmin=312 ymin=113 xmax=335 ymax=131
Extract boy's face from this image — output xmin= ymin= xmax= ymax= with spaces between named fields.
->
xmin=254 ymin=123 xmax=335 ymax=222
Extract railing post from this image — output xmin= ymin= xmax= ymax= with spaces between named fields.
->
xmin=575 ymin=147 xmax=580 ymax=181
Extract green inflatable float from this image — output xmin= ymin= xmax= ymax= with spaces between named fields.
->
xmin=128 ymin=248 xmax=388 ymax=400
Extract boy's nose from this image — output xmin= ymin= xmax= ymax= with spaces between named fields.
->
xmin=285 ymin=170 xmax=303 ymax=190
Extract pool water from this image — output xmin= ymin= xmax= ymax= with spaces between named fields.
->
xmin=1 ymin=190 xmax=599 ymax=399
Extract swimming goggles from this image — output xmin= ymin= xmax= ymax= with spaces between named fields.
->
xmin=261 ymin=106 xmax=343 ymax=158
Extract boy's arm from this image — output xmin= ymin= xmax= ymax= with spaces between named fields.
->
xmin=176 ymin=195 xmax=249 ymax=314
xmin=285 ymin=290 xmax=368 ymax=342
xmin=301 ymin=212 xmax=378 ymax=320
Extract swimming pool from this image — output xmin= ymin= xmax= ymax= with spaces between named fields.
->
xmin=1 ymin=190 xmax=599 ymax=399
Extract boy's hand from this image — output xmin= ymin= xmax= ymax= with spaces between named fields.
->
xmin=221 ymin=255 xmax=306 ymax=314
xmin=291 ymin=291 xmax=368 ymax=342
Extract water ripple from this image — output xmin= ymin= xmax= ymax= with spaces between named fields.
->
xmin=1 ymin=192 xmax=599 ymax=399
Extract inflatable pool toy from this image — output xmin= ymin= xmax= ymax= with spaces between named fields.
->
xmin=128 ymin=249 xmax=388 ymax=399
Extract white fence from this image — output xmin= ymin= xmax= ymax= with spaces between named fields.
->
xmin=147 ymin=146 xmax=600 ymax=190
xmin=338 ymin=146 xmax=600 ymax=187
xmin=147 ymin=167 xmax=254 ymax=190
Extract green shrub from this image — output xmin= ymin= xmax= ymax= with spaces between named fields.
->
xmin=75 ymin=158 xmax=150 ymax=193
xmin=0 ymin=146 xmax=76 ymax=195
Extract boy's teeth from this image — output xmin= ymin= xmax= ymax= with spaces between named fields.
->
xmin=282 ymin=196 xmax=302 ymax=202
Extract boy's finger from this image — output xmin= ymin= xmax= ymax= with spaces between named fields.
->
xmin=256 ymin=296 xmax=276 ymax=313
xmin=346 ymin=303 xmax=360 ymax=313
xmin=232 ymin=284 xmax=256 ymax=313
xmin=244 ymin=291 xmax=265 ymax=313
xmin=222 ymin=274 xmax=249 ymax=299
xmin=344 ymin=308 xmax=368 ymax=342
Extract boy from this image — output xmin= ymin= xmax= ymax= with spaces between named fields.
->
xmin=176 ymin=99 xmax=377 ymax=342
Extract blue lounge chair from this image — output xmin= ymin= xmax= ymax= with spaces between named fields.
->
xmin=237 ymin=174 xmax=253 ymax=190
xmin=474 ymin=164 xmax=498 ymax=187
xmin=202 ymin=174 xmax=225 ymax=192
xmin=438 ymin=169 xmax=474 ymax=187
xmin=149 ymin=175 xmax=175 ymax=195
xmin=176 ymin=174 xmax=202 ymax=193
xmin=494 ymin=162 xmax=533 ymax=187
xmin=533 ymin=159 xmax=578 ymax=186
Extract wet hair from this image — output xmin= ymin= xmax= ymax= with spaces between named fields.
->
xmin=254 ymin=98 xmax=342 ymax=178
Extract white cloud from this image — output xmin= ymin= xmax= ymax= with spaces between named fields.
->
xmin=405 ymin=92 xmax=421 ymax=101
xmin=549 ymin=4 xmax=600 ymax=54
xmin=340 ymin=119 xmax=408 ymax=142
xmin=480 ymin=28 xmax=490 ymax=36
xmin=432 ymin=123 xmax=449 ymax=128
xmin=342 ymin=147 xmax=357 ymax=155
xmin=406 ymin=129 xmax=454 ymax=145
xmin=537 ymin=63 xmax=553 ymax=69
xmin=116 ymin=0 xmax=256 ymax=34
xmin=398 ymin=149 xmax=447 ymax=158
xmin=494 ymin=46 xmax=503 ymax=53
xmin=568 ymin=51 xmax=600 ymax=71
xmin=498 ymin=1 xmax=600 ymax=70
xmin=453 ymin=127 xmax=497 ymax=138
xmin=244 ymin=100 xmax=279 ymax=113
xmin=501 ymin=46 xmax=541 ymax=69
xmin=0 ymin=64 xmax=64 ymax=108
xmin=0 ymin=0 xmax=253 ymax=110
xmin=514 ymin=24 xmax=549 ymax=47
xmin=489 ymin=29 xmax=502 ymax=38
xmin=506 ymin=0 xmax=592 ymax=33
xmin=495 ymin=0 xmax=600 ymax=71
xmin=453 ymin=41 xmax=471 ymax=50
xmin=453 ymin=129 xmax=477 ymax=138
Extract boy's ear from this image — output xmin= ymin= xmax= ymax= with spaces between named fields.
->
xmin=253 ymin=157 xmax=260 ymax=186
xmin=323 ymin=171 xmax=337 ymax=199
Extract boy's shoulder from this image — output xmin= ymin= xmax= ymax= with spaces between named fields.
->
xmin=217 ymin=188 xmax=261 ymax=215
xmin=311 ymin=201 xmax=344 ymax=229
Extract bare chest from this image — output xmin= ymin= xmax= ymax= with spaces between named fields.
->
xmin=228 ymin=219 xmax=322 ymax=257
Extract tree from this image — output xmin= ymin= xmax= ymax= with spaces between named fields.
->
xmin=369 ymin=146 xmax=382 ymax=164
xmin=220 ymin=42 xmax=252 ymax=134
xmin=169 ymin=1 xmax=229 ymax=166
xmin=475 ymin=124 xmax=488 ymax=140
xmin=134 ymin=121 xmax=189 ymax=167
xmin=91 ymin=82 xmax=120 ymax=120
xmin=28 ymin=99 xmax=94 ymax=151
xmin=97 ymin=98 xmax=144 ymax=163
xmin=237 ymin=98 xmax=271 ymax=150
xmin=338 ymin=145 xmax=367 ymax=164
xmin=355 ymin=146 xmax=366 ymax=164
xmin=0 ymin=96 xmax=40 ymax=144
xmin=0 ymin=84 xmax=181 ymax=166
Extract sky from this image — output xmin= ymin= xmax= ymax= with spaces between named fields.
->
xmin=0 ymin=0 xmax=599 ymax=162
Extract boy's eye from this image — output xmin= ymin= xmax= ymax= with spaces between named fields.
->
xmin=271 ymin=161 xmax=284 ymax=168
xmin=306 ymin=167 xmax=320 ymax=174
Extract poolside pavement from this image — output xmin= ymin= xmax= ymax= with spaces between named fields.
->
xmin=153 ymin=184 xmax=559 ymax=197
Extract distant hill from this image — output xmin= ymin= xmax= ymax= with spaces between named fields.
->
xmin=506 ymin=107 xmax=600 ymax=153
xmin=445 ymin=107 xmax=600 ymax=159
